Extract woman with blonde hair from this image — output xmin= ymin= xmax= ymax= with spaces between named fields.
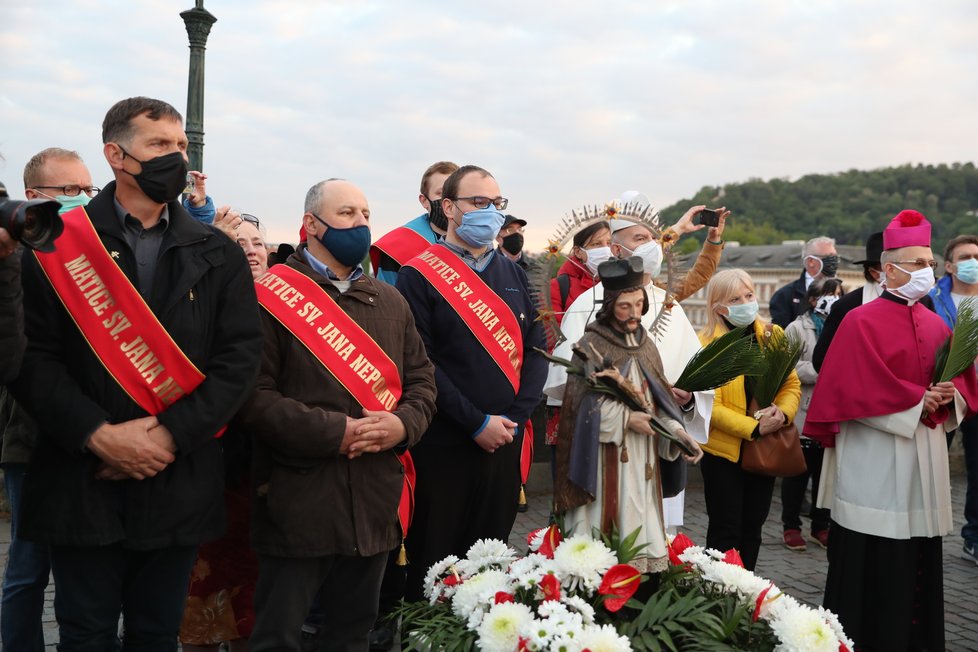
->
xmin=697 ymin=269 xmax=801 ymax=571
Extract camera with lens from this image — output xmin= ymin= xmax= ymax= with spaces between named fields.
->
xmin=0 ymin=180 xmax=64 ymax=253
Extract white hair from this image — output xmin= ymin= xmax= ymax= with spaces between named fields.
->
xmin=802 ymin=236 xmax=836 ymax=260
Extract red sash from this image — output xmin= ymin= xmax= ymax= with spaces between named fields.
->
xmin=255 ymin=265 xmax=403 ymax=410
xmin=34 ymin=206 xmax=207 ymax=416
xmin=370 ymin=227 xmax=431 ymax=272
xmin=255 ymin=264 xmax=416 ymax=537
xmin=403 ymin=244 xmax=523 ymax=392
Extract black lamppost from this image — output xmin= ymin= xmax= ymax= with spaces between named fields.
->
xmin=180 ymin=0 xmax=217 ymax=172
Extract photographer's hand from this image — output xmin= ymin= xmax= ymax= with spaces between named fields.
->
xmin=0 ymin=227 xmax=15 ymax=259
xmin=187 ymin=171 xmax=208 ymax=208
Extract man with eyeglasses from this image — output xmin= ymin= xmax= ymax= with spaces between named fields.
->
xmin=10 ymin=97 xmax=264 ymax=649
xmin=396 ymin=165 xmax=548 ymax=602
xmin=0 ymin=146 xmax=94 ymax=652
xmin=928 ymin=234 xmax=978 ymax=566
xmin=769 ymin=236 xmax=839 ymax=328
xmin=805 ymin=210 xmax=978 ymax=651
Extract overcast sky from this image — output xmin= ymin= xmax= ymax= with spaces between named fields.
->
xmin=2 ymin=1 xmax=976 ymax=248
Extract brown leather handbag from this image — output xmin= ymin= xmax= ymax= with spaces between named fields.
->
xmin=740 ymin=400 xmax=807 ymax=477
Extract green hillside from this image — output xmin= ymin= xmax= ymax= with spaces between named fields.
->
xmin=660 ymin=163 xmax=978 ymax=255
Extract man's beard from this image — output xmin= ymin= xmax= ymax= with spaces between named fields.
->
xmin=614 ymin=317 xmax=641 ymax=332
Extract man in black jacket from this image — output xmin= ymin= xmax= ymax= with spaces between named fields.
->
xmin=0 ymin=230 xmax=23 ymax=384
xmin=12 ymin=97 xmax=263 ymax=650
xmin=769 ymin=236 xmax=838 ymax=328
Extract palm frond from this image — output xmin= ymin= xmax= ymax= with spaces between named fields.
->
xmin=935 ymin=297 xmax=978 ymax=383
xmin=749 ymin=330 xmax=803 ymax=408
xmin=674 ymin=327 xmax=767 ymax=393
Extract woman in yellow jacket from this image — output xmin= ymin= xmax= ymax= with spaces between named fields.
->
xmin=698 ymin=269 xmax=801 ymax=571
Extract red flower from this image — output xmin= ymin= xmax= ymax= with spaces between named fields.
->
xmin=494 ymin=591 xmax=514 ymax=604
xmin=540 ymin=573 xmax=561 ymax=602
xmin=598 ymin=564 xmax=641 ymax=612
xmin=722 ymin=549 xmax=745 ymax=568
xmin=528 ymin=524 xmax=562 ymax=559
xmin=518 ymin=637 xmax=530 ymax=652
xmin=753 ymin=582 xmax=775 ymax=622
xmin=667 ymin=533 xmax=695 ymax=565
xmin=839 ymin=643 xmax=850 ymax=652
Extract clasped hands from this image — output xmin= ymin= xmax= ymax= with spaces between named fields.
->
xmin=473 ymin=415 xmax=518 ymax=454
xmin=341 ymin=409 xmax=407 ymax=459
xmin=923 ymin=381 xmax=956 ymax=417
xmin=89 ymin=416 xmax=176 ymax=481
xmin=754 ymin=405 xmax=787 ymax=436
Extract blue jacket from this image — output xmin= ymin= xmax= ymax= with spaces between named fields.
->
xmin=396 ymin=250 xmax=547 ymax=440
xmin=929 ymin=274 xmax=957 ymax=329
xmin=373 ymin=214 xmax=438 ymax=286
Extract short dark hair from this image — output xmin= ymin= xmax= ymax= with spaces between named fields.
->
xmin=573 ymin=222 xmax=611 ymax=248
xmin=596 ymin=286 xmax=648 ymax=325
xmin=441 ymin=165 xmax=493 ymax=201
xmin=807 ymin=277 xmax=843 ymax=304
xmin=943 ymin=234 xmax=978 ymax=263
xmin=420 ymin=161 xmax=459 ymax=196
xmin=102 ymin=97 xmax=183 ymax=145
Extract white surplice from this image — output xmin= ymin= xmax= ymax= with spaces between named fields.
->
xmin=818 ymin=391 xmax=969 ymax=539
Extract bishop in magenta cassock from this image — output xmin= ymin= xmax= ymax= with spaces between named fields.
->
xmin=804 ymin=210 xmax=978 ymax=651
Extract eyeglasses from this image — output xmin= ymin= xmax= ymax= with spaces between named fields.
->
xmin=32 ymin=185 xmax=100 ymax=197
xmin=452 ymin=196 xmax=509 ymax=211
xmin=892 ymin=259 xmax=938 ymax=271
xmin=241 ymin=213 xmax=261 ymax=228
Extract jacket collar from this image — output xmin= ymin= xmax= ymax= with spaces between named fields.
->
xmin=286 ymin=244 xmax=380 ymax=306
xmin=87 ymin=180 xmax=215 ymax=247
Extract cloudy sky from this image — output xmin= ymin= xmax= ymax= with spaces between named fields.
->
xmin=2 ymin=1 xmax=976 ymax=248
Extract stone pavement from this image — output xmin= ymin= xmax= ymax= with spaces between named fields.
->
xmin=2 ymin=466 xmax=976 ymax=650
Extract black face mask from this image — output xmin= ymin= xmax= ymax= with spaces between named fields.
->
xmin=819 ymin=255 xmax=840 ymax=277
xmin=426 ymin=197 xmax=448 ymax=232
xmin=501 ymin=232 xmax=524 ymax=256
xmin=120 ymin=147 xmax=188 ymax=204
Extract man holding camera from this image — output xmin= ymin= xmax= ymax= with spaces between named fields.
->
xmin=11 ymin=97 xmax=263 ymax=649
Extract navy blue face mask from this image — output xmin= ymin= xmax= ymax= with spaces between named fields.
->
xmin=310 ymin=213 xmax=371 ymax=267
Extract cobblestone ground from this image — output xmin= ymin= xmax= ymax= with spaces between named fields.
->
xmin=2 ymin=467 xmax=976 ymax=650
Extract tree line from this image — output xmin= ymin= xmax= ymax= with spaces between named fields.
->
xmin=660 ymin=162 xmax=978 ymax=255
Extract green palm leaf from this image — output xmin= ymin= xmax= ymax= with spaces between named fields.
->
xmin=934 ymin=298 xmax=978 ymax=383
xmin=750 ymin=330 xmax=803 ymax=409
xmin=674 ymin=327 xmax=767 ymax=393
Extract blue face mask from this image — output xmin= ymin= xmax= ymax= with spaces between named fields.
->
xmin=955 ymin=258 xmax=978 ymax=285
xmin=37 ymin=191 xmax=90 ymax=215
xmin=453 ymin=206 xmax=504 ymax=249
xmin=310 ymin=213 xmax=371 ymax=267
xmin=725 ymin=300 xmax=759 ymax=328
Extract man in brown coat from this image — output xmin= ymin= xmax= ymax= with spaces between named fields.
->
xmin=238 ymin=179 xmax=436 ymax=652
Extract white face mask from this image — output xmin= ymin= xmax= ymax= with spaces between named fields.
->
xmin=724 ymin=300 xmax=759 ymax=327
xmin=583 ymin=246 xmax=613 ymax=275
xmin=890 ymin=264 xmax=935 ymax=301
xmin=813 ymin=294 xmax=838 ymax=316
xmin=620 ymin=240 xmax=663 ymax=278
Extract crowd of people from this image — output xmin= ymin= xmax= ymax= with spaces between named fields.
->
xmin=0 ymin=95 xmax=976 ymax=652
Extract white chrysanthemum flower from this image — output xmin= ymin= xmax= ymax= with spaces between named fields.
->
xmin=451 ymin=569 xmax=512 ymax=623
xmin=509 ymin=553 xmax=554 ymax=591
xmin=520 ymin=616 xmax=556 ymax=649
xmin=817 ymin=606 xmax=854 ymax=650
xmin=466 ymin=539 xmax=518 ymax=570
xmin=476 ymin=602 xmax=534 ymax=652
xmin=770 ymin=605 xmax=840 ymax=652
xmin=559 ymin=594 xmax=596 ymax=624
xmin=423 ymin=554 xmax=461 ymax=604
xmin=528 ymin=527 xmax=547 ymax=553
xmin=552 ymin=534 xmax=617 ymax=593
xmin=467 ymin=604 xmax=490 ymax=631
xmin=577 ymin=623 xmax=631 ymax=652
xmin=548 ymin=632 xmax=585 ymax=652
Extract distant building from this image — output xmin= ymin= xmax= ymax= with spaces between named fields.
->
xmin=674 ymin=241 xmax=867 ymax=331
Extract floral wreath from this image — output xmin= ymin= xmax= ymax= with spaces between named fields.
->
xmin=529 ymin=200 xmax=681 ymax=349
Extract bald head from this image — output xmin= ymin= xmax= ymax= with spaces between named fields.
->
xmin=302 ymin=179 xmax=370 ymax=239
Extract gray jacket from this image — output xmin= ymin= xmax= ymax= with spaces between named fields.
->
xmin=784 ymin=311 xmax=819 ymax=433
